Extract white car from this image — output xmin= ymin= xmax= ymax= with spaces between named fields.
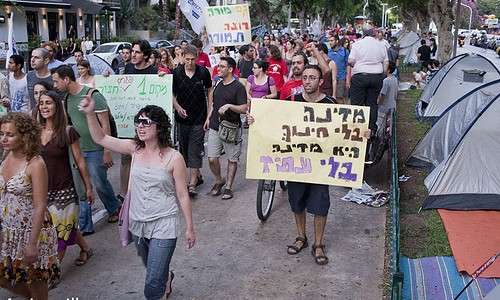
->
xmin=90 ymin=42 xmax=131 ymax=69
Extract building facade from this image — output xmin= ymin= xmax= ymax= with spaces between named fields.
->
xmin=0 ymin=0 xmax=119 ymax=46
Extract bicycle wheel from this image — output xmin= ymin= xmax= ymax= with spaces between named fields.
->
xmin=257 ymin=179 xmax=276 ymax=221
xmin=279 ymin=181 xmax=288 ymax=191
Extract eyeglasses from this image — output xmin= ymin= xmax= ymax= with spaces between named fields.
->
xmin=134 ymin=118 xmax=158 ymax=127
xmin=302 ymin=76 xmax=319 ymax=82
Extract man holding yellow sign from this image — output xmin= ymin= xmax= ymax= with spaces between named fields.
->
xmin=247 ymin=65 xmax=370 ymax=266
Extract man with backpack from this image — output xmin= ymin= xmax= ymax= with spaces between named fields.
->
xmin=173 ymin=45 xmax=213 ymax=197
xmin=51 ymin=65 xmax=120 ymax=235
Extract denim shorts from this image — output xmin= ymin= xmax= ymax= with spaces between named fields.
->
xmin=287 ymin=182 xmax=330 ymax=216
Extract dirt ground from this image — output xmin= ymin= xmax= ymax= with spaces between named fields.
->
xmin=395 ymin=89 xmax=434 ymax=257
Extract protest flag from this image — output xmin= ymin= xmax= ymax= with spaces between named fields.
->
xmin=7 ymin=12 xmax=18 ymax=60
xmin=179 ymin=0 xmax=208 ymax=34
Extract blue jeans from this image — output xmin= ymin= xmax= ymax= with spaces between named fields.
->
xmin=79 ymin=150 xmax=119 ymax=232
xmin=133 ymin=235 xmax=177 ymax=300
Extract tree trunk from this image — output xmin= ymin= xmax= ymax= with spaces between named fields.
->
xmin=400 ymin=5 xmax=419 ymax=33
xmin=254 ymin=0 xmax=289 ymax=31
xmin=428 ymin=0 xmax=454 ymax=62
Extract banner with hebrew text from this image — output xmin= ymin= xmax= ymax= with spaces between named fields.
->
xmin=203 ymin=4 xmax=251 ymax=46
xmin=246 ymin=99 xmax=370 ymax=188
xmin=95 ymin=75 xmax=173 ymax=138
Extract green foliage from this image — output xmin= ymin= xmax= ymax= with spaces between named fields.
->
xmin=476 ymin=0 xmax=500 ymax=16
xmin=28 ymin=34 xmax=43 ymax=51
xmin=131 ymin=5 xmax=161 ymax=30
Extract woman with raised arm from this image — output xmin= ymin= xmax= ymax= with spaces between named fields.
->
xmin=80 ymin=97 xmax=195 ymax=300
xmin=0 ymin=112 xmax=60 ymax=299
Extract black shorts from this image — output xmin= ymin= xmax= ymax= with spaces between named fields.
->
xmin=176 ymin=123 xmax=205 ymax=168
xmin=287 ymin=182 xmax=330 ymax=216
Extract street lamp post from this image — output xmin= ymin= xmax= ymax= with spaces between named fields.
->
xmin=461 ymin=3 xmax=473 ymax=33
xmin=386 ymin=6 xmax=397 ymax=28
xmin=381 ymin=3 xmax=388 ymax=28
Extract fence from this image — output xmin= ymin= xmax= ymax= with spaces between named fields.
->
xmin=389 ymin=109 xmax=403 ymax=300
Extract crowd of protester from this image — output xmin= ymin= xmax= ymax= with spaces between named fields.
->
xmin=0 ymin=24 xmax=405 ymax=299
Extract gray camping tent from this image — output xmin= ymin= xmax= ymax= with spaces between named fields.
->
xmin=396 ymin=31 xmax=420 ymax=65
xmin=416 ymin=53 xmax=500 ymax=122
xmin=421 ymin=83 xmax=500 ymax=210
xmin=407 ymin=79 xmax=500 ymax=173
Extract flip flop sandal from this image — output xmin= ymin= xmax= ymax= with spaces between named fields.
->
xmin=188 ymin=185 xmax=197 ymax=197
xmin=221 ymin=189 xmax=233 ymax=200
xmin=196 ymin=176 xmax=204 ymax=186
xmin=210 ymin=179 xmax=226 ymax=196
xmin=108 ymin=211 xmax=119 ymax=223
xmin=75 ymin=248 xmax=94 ymax=266
xmin=287 ymin=236 xmax=308 ymax=255
xmin=311 ymin=243 xmax=329 ymax=265
xmin=165 ymin=271 xmax=175 ymax=299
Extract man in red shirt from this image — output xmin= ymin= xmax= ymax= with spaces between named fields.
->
xmin=280 ymin=43 xmax=330 ymax=100
xmin=280 ymin=51 xmax=307 ymax=100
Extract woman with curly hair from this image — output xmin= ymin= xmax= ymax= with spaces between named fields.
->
xmin=266 ymin=44 xmax=289 ymax=98
xmin=38 ymin=91 xmax=95 ymax=267
xmin=0 ymin=112 xmax=60 ymax=299
xmin=80 ymin=99 xmax=195 ymax=300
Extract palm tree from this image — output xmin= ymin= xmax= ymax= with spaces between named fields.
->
xmin=118 ymin=0 xmax=136 ymax=35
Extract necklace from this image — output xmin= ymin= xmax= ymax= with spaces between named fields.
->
xmin=43 ymin=127 xmax=54 ymax=134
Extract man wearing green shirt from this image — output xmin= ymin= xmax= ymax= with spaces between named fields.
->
xmin=51 ymin=65 xmax=120 ymax=235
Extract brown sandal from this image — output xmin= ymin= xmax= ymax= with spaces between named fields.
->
xmin=75 ymin=248 xmax=94 ymax=266
xmin=108 ymin=211 xmax=119 ymax=223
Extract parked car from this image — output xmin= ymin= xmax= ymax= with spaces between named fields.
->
xmin=149 ymin=40 xmax=174 ymax=50
xmin=90 ymin=42 xmax=131 ymax=69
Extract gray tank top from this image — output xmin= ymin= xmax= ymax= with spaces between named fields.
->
xmin=128 ymin=150 xmax=179 ymax=239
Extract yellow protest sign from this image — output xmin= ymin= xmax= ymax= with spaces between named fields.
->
xmin=95 ymin=75 xmax=173 ymax=138
xmin=246 ymin=99 xmax=370 ymax=188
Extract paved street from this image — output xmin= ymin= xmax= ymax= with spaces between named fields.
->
xmin=457 ymin=42 xmax=500 ymax=67
xmin=1 ymin=130 xmax=387 ymax=300
xmin=0 ymin=41 xmax=498 ymax=300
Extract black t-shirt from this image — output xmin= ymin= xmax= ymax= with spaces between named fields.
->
xmin=417 ymin=45 xmax=431 ymax=61
xmin=209 ymin=79 xmax=247 ymax=130
xmin=286 ymin=93 xmax=337 ymax=104
xmin=238 ymin=57 xmax=254 ymax=79
xmin=172 ymin=64 xmax=212 ymax=125
xmin=124 ymin=63 xmax=158 ymax=74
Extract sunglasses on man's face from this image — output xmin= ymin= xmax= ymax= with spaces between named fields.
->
xmin=134 ymin=118 xmax=158 ymax=127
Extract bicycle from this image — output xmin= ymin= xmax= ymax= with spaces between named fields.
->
xmin=256 ymin=180 xmax=288 ymax=221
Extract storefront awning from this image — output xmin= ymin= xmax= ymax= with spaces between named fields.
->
xmin=6 ymin=0 xmax=71 ymax=8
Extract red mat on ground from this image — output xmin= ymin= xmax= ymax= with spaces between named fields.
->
xmin=438 ymin=209 xmax=500 ymax=278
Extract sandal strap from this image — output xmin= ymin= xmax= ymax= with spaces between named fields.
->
xmin=312 ymin=243 xmax=325 ymax=251
xmin=295 ymin=236 xmax=308 ymax=244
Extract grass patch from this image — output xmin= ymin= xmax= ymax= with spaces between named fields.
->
xmin=396 ymin=88 xmax=451 ymax=258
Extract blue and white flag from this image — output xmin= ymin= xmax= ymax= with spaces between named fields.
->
xmin=179 ymin=0 xmax=208 ymax=35
xmin=7 ymin=12 xmax=18 ymax=60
